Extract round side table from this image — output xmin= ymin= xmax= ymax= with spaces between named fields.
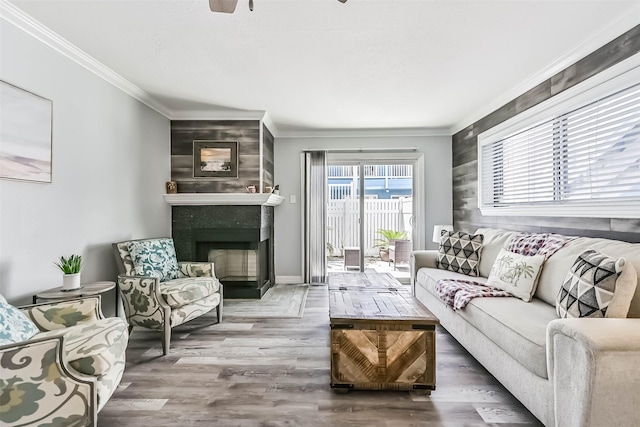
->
xmin=33 ymin=281 xmax=117 ymax=315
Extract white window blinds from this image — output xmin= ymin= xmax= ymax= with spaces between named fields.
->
xmin=479 ymin=69 xmax=640 ymax=218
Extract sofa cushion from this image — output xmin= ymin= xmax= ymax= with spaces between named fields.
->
xmin=417 ymin=267 xmax=554 ymax=378
xmin=0 ymin=294 xmax=39 ymax=345
xmin=435 ymin=230 xmax=484 ymax=277
xmin=487 ymin=249 xmax=546 ymax=302
xmin=557 ymin=250 xmax=637 ymax=319
xmin=475 ymin=228 xmax=520 ymax=278
xmin=535 ymin=237 xmax=640 ymax=317
xmin=128 ymin=238 xmax=180 ymax=282
xmin=159 ymin=277 xmax=220 ymax=308
xmin=34 ymin=317 xmax=128 ymax=377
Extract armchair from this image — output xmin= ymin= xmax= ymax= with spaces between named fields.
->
xmin=389 ymin=239 xmax=412 ymax=270
xmin=0 ymin=296 xmax=127 ymax=426
xmin=112 ymin=238 xmax=223 ymax=355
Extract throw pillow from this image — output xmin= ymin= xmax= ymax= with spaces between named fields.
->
xmin=556 ymin=249 xmax=637 ymax=318
xmin=435 ymin=230 xmax=484 ymax=277
xmin=0 ymin=294 xmax=39 ymax=345
xmin=128 ymin=238 xmax=180 ymax=282
xmin=487 ymin=248 xmax=546 ymax=302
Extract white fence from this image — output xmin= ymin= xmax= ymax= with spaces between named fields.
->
xmin=327 ymin=198 xmax=412 ymax=257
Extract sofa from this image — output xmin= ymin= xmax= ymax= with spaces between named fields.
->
xmin=411 ymin=228 xmax=640 ymax=427
xmin=0 ymin=295 xmax=128 ymax=426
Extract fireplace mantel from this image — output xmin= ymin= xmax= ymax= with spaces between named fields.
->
xmin=163 ymin=193 xmax=285 ymax=206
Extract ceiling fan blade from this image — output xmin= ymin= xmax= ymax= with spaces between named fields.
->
xmin=209 ymin=0 xmax=238 ymax=13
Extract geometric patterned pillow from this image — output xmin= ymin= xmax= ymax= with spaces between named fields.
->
xmin=0 ymin=294 xmax=39 ymax=345
xmin=556 ymin=250 xmax=624 ymax=318
xmin=128 ymin=238 xmax=180 ymax=282
xmin=435 ymin=230 xmax=484 ymax=277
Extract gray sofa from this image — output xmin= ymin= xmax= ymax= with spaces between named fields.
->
xmin=411 ymin=228 xmax=640 ymax=427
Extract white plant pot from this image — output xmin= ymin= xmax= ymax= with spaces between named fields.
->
xmin=62 ymin=273 xmax=81 ymax=291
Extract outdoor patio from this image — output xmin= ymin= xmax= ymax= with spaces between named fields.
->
xmin=327 ymin=256 xmax=411 ymax=282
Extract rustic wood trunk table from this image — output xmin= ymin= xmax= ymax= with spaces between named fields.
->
xmin=328 ymin=272 xmax=439 ymax=393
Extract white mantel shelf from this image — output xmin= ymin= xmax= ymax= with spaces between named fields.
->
xmin=163 ymin=193 xmax=285 ymax=206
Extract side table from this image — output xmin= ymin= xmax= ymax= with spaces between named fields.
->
xmin=33 ymin=281 xmax=118 ymax=315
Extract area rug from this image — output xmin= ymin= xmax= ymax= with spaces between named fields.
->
xmin=223 ymin=283 xmax=309 ymax=318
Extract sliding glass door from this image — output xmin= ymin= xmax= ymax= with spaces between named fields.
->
xmin=326 ymin=159 xmax=415 ymax=281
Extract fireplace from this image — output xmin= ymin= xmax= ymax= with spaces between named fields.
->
xmin=169 ymin=200 xmax=279 ymax=299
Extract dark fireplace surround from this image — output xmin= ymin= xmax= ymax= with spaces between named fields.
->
xmin=172 ymin=205 xmax=275 ymax=299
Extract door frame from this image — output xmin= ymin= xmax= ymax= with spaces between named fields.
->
xmin=326 ymin=151 xmax=426 ymax=271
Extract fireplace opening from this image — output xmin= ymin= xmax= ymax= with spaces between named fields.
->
xmin=194 ymin=237 xmax=271 ymax=298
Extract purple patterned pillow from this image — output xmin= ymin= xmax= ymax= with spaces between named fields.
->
xmin=507 ymin=233 xmax=547 ymax=256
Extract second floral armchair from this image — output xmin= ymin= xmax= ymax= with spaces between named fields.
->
xmin=112 ymin=238 xmax=222 ymax=355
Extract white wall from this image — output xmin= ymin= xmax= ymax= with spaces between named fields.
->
xmin=0 ymin=22 xmax=171 ymax=308
xmin=273 ymin=135 xmax=452 ymax=281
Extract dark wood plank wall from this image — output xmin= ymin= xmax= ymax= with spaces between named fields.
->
xmin=262 ymin=124 xmax=275 ymax=191
xmin=171 ymin=120 xmax=262 ymax=193
xmin=452 ymin=24 xmax=640 ymax=243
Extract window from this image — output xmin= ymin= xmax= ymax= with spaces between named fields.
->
xmin=479 ymin=62 xmax=640 ymax=218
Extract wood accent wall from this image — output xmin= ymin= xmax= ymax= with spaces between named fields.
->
xmin=452 ymin=25 xmax=640 ymax=242
xmin=171 ymin=120 xmax=274 ymax=193
xmin=262 ymin=124 xmax=275 ymax=190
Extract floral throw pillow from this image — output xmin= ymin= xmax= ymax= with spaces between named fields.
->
xmin=435 ymin=230 xmax=484 ymax=277
xmin=0 ymin=294 xmax=39 ymax=345
xmin=128 ymin=239 xmax=180 ymax=282
xmin=487 ymin=249 xmax=546 ymax=302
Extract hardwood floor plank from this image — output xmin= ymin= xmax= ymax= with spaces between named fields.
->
xmin=100 ymin=285 xmax=542 ymax=426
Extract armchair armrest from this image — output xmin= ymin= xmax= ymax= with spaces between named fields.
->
xmin=0 ymin=335 xmax=96 ymax=426
xmin=178 ymin=262 xmax=216 ymax=278
xmin=20 ymin=296 xmax=104 ymax=331
xmin=547 ymin=318 xmax=640 ymax=427
xmin=117 ymin=275 xmax=167 ymax=330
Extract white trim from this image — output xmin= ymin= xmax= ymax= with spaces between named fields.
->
xmin=0 ymin=0 xmax=171 ymax=118
xmin=478 ymin=55 xmax=640 ymax=219
xmin=168 ymin=109 xmax=267 ymax=121
xmin=163 ymin=193 xmax=285 ymax=206
xmin=450 ymin=4 xmax=640 ymax=135
xmin=276 ymin=276 xmax=304 ymax=285
xmin=277 ymin=127 xmax=451 ymax=139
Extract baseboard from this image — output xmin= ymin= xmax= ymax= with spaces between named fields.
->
xmin=276 ymin=276 xmax=304 ymax=284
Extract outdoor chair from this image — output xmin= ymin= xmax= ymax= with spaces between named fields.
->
xmin=112 ymin=238 xmax=222 ymax=354
xmin=389 ymin=239 xmax=411 ymax=270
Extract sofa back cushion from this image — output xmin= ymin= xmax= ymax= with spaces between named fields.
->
xmin=475 ymin=228 xmax=520 ymax=278
xmin=536 ymin=236 xmax=640 ymax=317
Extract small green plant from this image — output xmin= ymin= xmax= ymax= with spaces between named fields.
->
xmin=374 ymin=229 xmax=409 ymax=249
xmin=54 ymin=254 xmax=82 ymax=274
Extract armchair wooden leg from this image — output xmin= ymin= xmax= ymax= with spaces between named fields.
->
xmin=217 ymin=286 xmax=223 ymax=324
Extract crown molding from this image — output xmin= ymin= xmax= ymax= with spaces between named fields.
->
xmin=0 ymin=0 xmax=172 ymax=118
xmin=168 ymin=109 xmax=267 ymax=121
xmin=449 ymin=3 xmax=640 ymax=135
xmin=276 ymin=127 xmax=451 ymax=139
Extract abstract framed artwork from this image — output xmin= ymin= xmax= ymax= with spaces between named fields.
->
xmin=0 ymin=81 xmax=53 ymax=183
xmin=193 ymin=140 xmax=238 ymax=178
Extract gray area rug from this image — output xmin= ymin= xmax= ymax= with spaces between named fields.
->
xmin=223 ymin=283 xmax=309 ymax=318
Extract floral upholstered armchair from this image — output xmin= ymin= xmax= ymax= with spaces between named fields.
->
xmin=0 ymin=295 xmax=128 ymax=426
xmin=112 ymin=238 xmax=223 ymax=355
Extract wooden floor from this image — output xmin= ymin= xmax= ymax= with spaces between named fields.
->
xmin=100 ymin=285 xmax=542 ymax=426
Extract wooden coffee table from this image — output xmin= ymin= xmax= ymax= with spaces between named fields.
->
xmin=328 ymin=272 xmax=439 ymax=393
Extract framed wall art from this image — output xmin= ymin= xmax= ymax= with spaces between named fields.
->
xmin=193 ymin=140 xmax=238 ymax=178
xmin=0 ymin=81 xmax=53 ymax=183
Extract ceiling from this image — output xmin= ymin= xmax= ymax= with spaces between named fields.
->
xmin=6 ymin=0 xmax=640 ymax=135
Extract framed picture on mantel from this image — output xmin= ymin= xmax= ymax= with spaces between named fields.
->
xmin=193 ymin=140 xmax=238 ymax=178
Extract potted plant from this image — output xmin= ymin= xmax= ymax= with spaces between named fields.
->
xmin=54 ymin=254 xmax=82 ymax=291
xmin=374 ymin=229 xmax=408 ymax=262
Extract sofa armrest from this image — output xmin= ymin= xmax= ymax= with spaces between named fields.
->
xmin=117 ymin=275 xmax=167 ymax=330
xmin=20 ymin=296 xmax=104 ymax=331
xmin=547 ymin=318 xmax=640 ymax=427
xmin=410 ymin=250 xmax=438 ymax=290
xmin=0 ymin=335 xmax=96 ymax=426
xmin=178 ymin=262 xmax=216 ymax=278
